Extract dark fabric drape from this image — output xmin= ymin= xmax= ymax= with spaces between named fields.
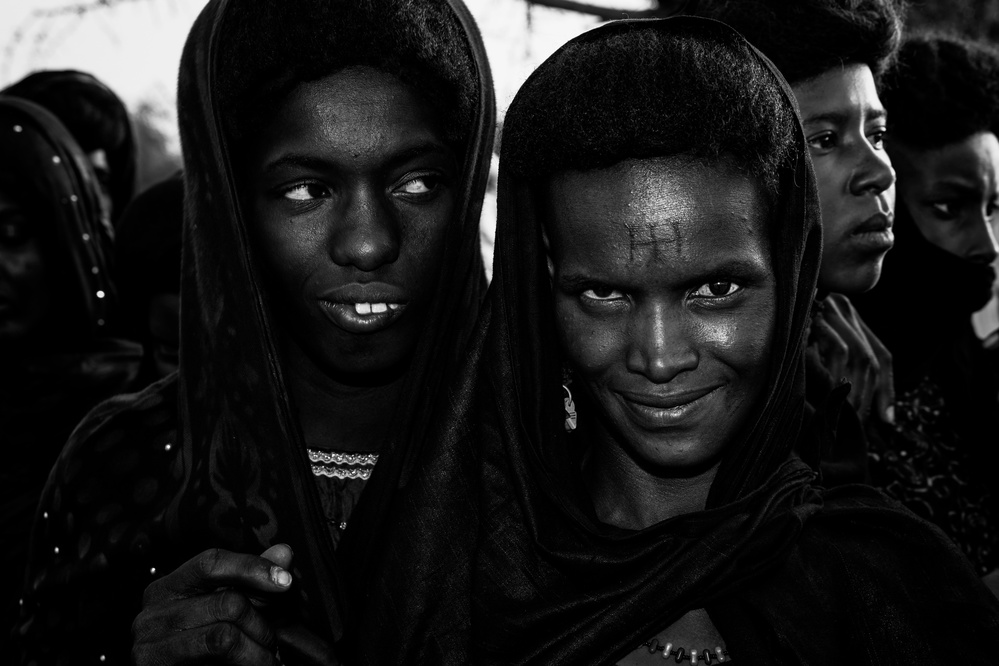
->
xmin=418 ymin=18 xmax=995 ymax=665
xmin=0 ymin=97 xmax=140 ymax=661
xmin=854 ymin=200 xmax=999 ymax=575
xmin=14 ymin=0 xmax=494 ymax=662
xmin=3 ymin=70 xmax=137 ymax=227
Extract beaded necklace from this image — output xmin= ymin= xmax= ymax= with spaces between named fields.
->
xmin=640 ymin=638 xmax=730 ymax=663
xmin=305 ymin=448 xmax=379 ymax=480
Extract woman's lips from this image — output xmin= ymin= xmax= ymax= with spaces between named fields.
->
xmin=317 ymin=282 xmax=410 ymax=334
xmin=318 ymin=300 xmax=407 ymax=333
xmin=615 ymin=385 xmax=721 ymax=429
xmin=848 ymin=212 xmax=894 ymax=253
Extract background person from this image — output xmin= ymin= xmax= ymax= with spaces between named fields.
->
xmin=0 ymin=96 xmax=140 ymax=661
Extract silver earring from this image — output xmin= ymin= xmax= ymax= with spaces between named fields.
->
xmin=563 ymin=384 xmax=577 ymax=432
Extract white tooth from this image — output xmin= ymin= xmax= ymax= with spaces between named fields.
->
xmin=387 ymin=303 xmax=401 ymax=311
xmin=355 ymin=302 xmax=372 ymax=315
xmin=371 ymin=303 xmax=388 ymax=314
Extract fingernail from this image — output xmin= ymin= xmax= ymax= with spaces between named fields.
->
xmin=271 ymin=566 xmax=292 ymax=587
xmin=885 ymin=405 xmax=895 ymax=424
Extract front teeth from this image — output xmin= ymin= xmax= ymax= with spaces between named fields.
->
xmin=353 ymin=302 xmax=400 ymax=315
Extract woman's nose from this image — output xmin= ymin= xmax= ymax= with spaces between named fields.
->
xmin=849 ymin=142 xmax=896 ymax=197
xmin=625 ymin=302 xmax=698 ymax=383
xmin=964 ymin=214 xmax=999 ymax=265
xmin=328 ymin=187 xmax=400 ymax=271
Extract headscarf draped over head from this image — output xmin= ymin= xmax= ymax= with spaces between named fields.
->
xmin=0 ymin=96 xmax=136 ymax=663
xmin=172 ymin=0 xmax=494 ymax=649
xmin=3 ymin=70 xmax=137 ymax=226
xmin=469 ymin=17 xmax=999 ymax=664
xmin=0 ymin=96 xmax=116 ymax=341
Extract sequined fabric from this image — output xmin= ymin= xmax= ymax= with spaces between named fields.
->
xmin=868 ymin=376 xmax=998 ymax=575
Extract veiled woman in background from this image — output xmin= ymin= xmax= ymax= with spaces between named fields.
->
xmin=3 ymin=70 xmax=137 ymax=227
xmin=0 ymin=97 xmax=140 ymax=661
xmin=455 ymin=18 xmax=998 ymax=663
xmin=15 ymin=0 xmax=494 ymax=662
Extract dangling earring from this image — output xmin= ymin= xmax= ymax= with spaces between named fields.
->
xmin=563 ymin=384 xmax=577 ymax=432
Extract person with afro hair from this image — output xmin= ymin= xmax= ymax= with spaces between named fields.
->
xmin=685 ymin=0 xmax=902 ymax=482
xmin=853 ymin=34 xmax=999 ymax=593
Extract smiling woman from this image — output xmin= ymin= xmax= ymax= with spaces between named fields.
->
xmin=459 ymin=17 xmax=999 ymax=665
xmin=14 ymin=0 xmax=495 ymax=663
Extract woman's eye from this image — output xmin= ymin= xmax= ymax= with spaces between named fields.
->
xmin=930 ymin=201 xmax=957 ymax=219
xmin=806 ymin=132 xmax=837 ymax=151
xmin=396 ymin=174 xmax=441 ymax=197
xmin=692 ymin=281 xmax=740 ymax=298
xmin=0 ymin=221 xmax=29 ymax=244
xmin=986 ymin=199 xmax=998 ymax=218
xmin=868 ymin=129 xmax=887 ymax=149
xmin=581 ymin=286 xmax=625 ymax=301
xmin=281 ymin=183 xmax=329 ymax=201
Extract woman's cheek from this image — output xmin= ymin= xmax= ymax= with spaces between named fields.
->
xmin=556 ymin=299 xmax=622 ymax=376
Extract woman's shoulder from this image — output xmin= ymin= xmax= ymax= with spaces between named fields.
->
xmin=55 ymin=370 xmax=179 ymax=477
xmin=793 ymin=484 xmax=999 ymax=627
xmin=16 ymin=374 xmax=185 ymax=663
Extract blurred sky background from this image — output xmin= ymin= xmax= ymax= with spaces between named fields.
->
xmin=3 ymin=0 xmax=998 ymax=284
xmin=0 ymin=0 xmax=640 ymax=187
xmin=2 ymin=0 xmax=997 ymax=189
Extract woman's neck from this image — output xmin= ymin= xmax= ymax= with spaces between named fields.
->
xmin=280 ymin=336 xmax=408 ymax=453
xmin=581 ymin=425 xmax=718 ymax=530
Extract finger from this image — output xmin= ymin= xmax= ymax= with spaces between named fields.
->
xmin=860 ymin=319 xmax=896 ymax=423
xmin=133 ymin=621 xmax=278 ymax=666
xmin=810 ymin=317 xmax=849 ymax=379
xmin=134 ymin=590 xmax=277 ymax=650
xmin=259 ymin=544 xmax=293 ymax=570
xmin=820 ymin=298 xmax=870 ymax=358
xmin=143 ymin=548 xmax=293 ymax=606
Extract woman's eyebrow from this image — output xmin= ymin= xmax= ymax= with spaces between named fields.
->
xmin=264 ymin=142 xmax=452 ymax=176
xmin=802 ymin=106 xmax=887 ymax=128
xmin=382 ymin=142 xmax=454 ymax=171
xmin=263 ymin=153 xmax=330 ymax=175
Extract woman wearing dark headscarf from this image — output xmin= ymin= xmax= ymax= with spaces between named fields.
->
xmin=685 ymin=0 xmax=903 ymax=484
xmin=3 ymin=70 xmax=136 ymax=227
xmin=15 ymin=0 xmax=494 ymax=663
xmin=854 ymin=33 xmax=999 ymax=587
xmin=450 ymin=18 xmax=997 ymax=664
xmin=0 ymin=97 xmax=141 ymax=659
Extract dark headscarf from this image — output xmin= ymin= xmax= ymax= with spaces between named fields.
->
xmin=458 ymin=18 xmax=995 ymax=664
xmin=3 ymin=70 xmax=137 ymax=227
xmin=0 ymin=96 xmax=117 ymax=340
xmin=0 ymin=97 xmax=139 ymax=661
xmin=172 ymin=0 xmax=493 ymax=642
xmin=15 ymin=0 xmax=494 ymax=662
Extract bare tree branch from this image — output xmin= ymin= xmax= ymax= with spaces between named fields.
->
xmin=524 ymin=0 xmax=687 ymax=20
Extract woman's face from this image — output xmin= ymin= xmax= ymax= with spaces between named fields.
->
xmin=0 ymin=189 xmax=50 ymax=347
xmin=548 ymin=157 xmax=776 ymax=472
xmin=244 ymin=66 xmax=458 ymax=377
xmin=888 ymin=131 xmax=999 ymax=264
xmin=794 ymin=63 xmax=896 ymax=295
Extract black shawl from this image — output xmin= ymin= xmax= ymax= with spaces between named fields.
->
xmin=3 ymin=70 xmax=137 ymax=227
xmin=0 ymin=97 xmax=140 ymax=660
xmin=466 ymin=18 xmax=999 ymax=665
xmin=15 ymin=0 xmax=494 ymax=662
